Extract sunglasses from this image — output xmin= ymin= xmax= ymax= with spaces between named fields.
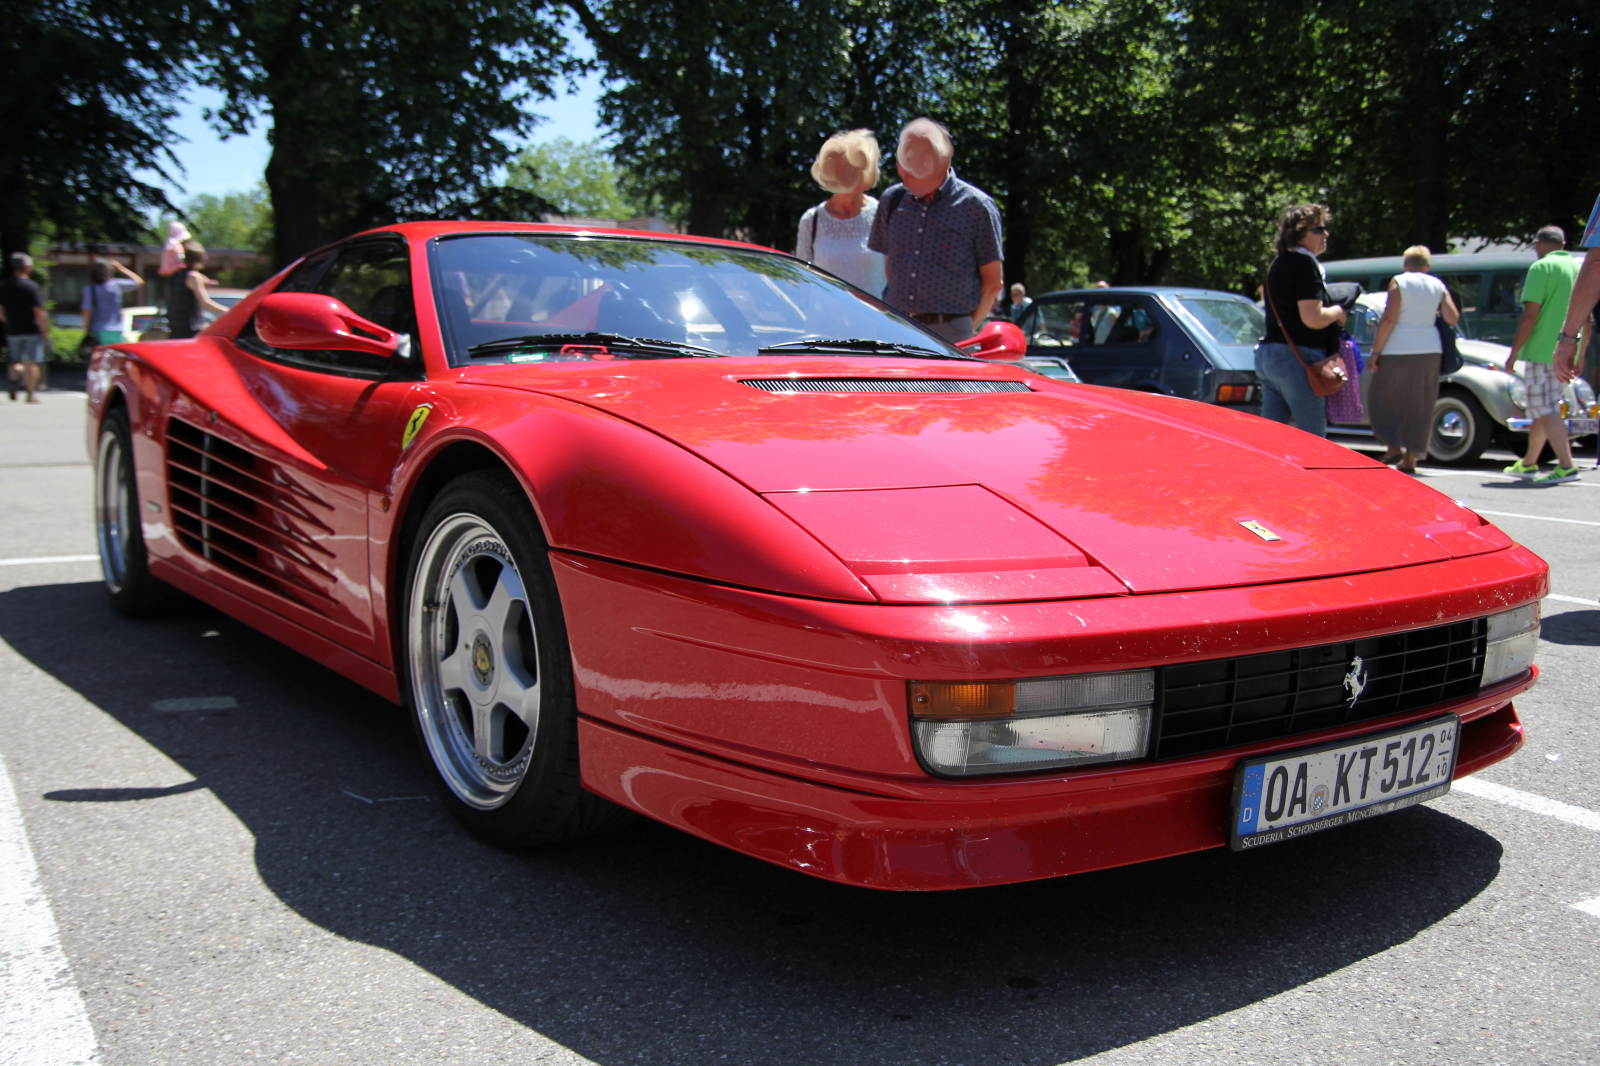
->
xmin=1309 ymin=226 xmax=1330 ymax=235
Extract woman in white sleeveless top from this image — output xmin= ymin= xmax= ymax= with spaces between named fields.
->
xmin=1369 ymin=245 xmax=1460 ymax=472
xmin=796 ymin=130 xmax=887 ymax=298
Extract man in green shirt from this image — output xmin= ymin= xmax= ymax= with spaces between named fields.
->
xmin=1503 ymin=225 xmax=1583 ymax=484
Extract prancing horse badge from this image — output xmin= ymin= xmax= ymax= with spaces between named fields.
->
xmin=1239 ymin=520 xmax=1282 ymax=542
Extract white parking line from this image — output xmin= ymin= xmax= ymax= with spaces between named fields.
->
xmin=0 ymin=752 xmax=100 ymax=1065
xmin=1549 ymin=593 xmax=1600 ymax=607
xmin=1453 ymin=776 xmax=1600 ymax=833
xmin=1573 ymin=898 xmax=1600 ymax=919
xmin=1474 ymin=509 xmax=1600 ymax=527
xmin=0 ymin=555 xmax=99 ymax=567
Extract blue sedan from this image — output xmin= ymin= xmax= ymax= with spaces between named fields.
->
xmin=1015 ymin=287 xmax=1265 ymax=413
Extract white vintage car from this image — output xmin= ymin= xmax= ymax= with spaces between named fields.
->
xmin=1333 ymin=292 xmax=1597 ymax=463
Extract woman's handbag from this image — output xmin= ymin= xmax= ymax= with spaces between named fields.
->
xmin=1264 ymin=277 xmax=1348 ymax=397
xmin=1326 ymin=333 xmax=1365 ymax=424
xmin=1436 ymin=316 xmax=1463 ymax=375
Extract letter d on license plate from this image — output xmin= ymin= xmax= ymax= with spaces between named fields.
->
xmin=1229 ymin=715 xmax=1460 ymax=851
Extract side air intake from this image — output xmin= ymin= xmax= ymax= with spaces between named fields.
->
xmin=165 ymin=418 xmax=337 ymax=609
xmin=740 ymin=378 xmax=1031 ymax=394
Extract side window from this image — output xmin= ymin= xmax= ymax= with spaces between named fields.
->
xmin=239 ymin=241 xmax=416 ymax=377
xmin=1087 ymin=300 xmax=1158 ymax=345
xmin=1436 ymin=273 xmax=1483 ymax=313
xmin=1029 ymin=300 xmax=1088 ymax=346
xmin=1487 ymin=274 xmax=1522 ymax=314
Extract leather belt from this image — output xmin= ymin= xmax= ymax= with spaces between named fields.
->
xmin=909 ymin=311 xmax=974 ymax=324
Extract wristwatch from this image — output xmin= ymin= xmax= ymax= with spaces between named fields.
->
xmin=1557 ymin=331 xmax=1580 ymax=343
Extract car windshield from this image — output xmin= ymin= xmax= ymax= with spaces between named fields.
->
xmin=1178 ymin=297 xmax=1265 ymax=346
xmin=429 ymin=234 xmax=961 ymax=364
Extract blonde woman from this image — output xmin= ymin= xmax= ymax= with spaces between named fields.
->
xmin=796 ymin=129 xmax=887 ymax=298
xmin=1369 ymin=245 xmax=1459 ymax=472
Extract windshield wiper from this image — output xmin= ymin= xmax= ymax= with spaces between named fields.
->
xmin=467 ymin=332 xmax=722 ymax=359
xmin=757 ymin=338 xmax=977 ymax=360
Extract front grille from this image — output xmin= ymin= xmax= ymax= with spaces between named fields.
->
xmin=1153 ymin=618 xmax=1487 ymax=760
xmin=741 ymin=378 xmax=1030 ymax=394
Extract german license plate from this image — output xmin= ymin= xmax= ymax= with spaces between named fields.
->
xmin=1229 ymin=715 xmax=1459 ymax=851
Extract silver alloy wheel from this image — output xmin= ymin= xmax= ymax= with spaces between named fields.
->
xmin=409 ymin=514 xmax=542 ymax=809
xmin=1429 ymin=395 xmax=1477 ymax=462
xmin=95 ymin=427 xmax=132 ymax=594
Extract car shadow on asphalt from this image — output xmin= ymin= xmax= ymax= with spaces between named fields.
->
xmin=1541 ymin=609 xmax=1600 ymax=647
xmin=1 ymin=581 xmax=1506 ymax=1066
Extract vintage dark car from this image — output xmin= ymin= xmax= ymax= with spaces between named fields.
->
xmin=1015 ymin=287 xmax=1267 ymax=413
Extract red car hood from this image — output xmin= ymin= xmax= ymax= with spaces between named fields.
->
xmin=478 ymin=358 xmax=1496 ymax=596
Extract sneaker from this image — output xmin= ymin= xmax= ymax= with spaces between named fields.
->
xmin=1532 ymin=465 xmax=1581 ymax=485
xmin=1503 ymin=459 xmax=1540 ymax=479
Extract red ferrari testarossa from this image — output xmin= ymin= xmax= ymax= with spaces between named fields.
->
xmin=86 ymin=223 xmax=1545 ymax=889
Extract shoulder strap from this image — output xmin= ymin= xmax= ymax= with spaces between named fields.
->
xmin=811 ymin=203 xmax=820 ymax=249
xmin=1263 ymin=257 xmax=1313 ymax=368
xmin=883 ymin=186 xmax=909 ymax=219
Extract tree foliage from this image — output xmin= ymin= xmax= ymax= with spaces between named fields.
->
xmin=175 ymin=183 xmax=273 ymax=254
xmin=508 ymin=137 xmax=653 ymax=218
xmin=200 ymin=0 xmax=570 ymax=267
xmin=0 ymin=0 xmax=197 ymax=263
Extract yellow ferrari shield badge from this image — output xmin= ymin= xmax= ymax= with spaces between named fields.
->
xmin=402 ymin=405 xmax=433 ymax=451
xmin=1239 ymin=520 xmax=1282 ymax=542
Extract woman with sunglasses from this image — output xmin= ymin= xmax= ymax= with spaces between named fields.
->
xmin=1256 ymin=204 xmax=1346 ymax=436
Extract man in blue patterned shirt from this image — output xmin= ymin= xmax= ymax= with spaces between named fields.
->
xmin=1553 ymin=192 xmax=1599 ymax=394
xmin=867 ymin=118 xmax=1005 ymax=345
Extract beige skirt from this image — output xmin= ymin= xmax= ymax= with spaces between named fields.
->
xmin=1368 ymin=352 xmax=1441 ymax=455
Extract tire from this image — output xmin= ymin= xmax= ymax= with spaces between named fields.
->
xmin=1428 ymin=389 xmax=1494 ymax=465
xmin=400 ymin=469 xmax=635 ymax=847
xmin=96 ymin=408 xmax=177 ymax=616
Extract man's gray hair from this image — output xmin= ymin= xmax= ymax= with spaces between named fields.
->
xmin=9 ymin=252 xmax=32 ymax=274
xmin=897 ymin=117 xmax=954 ymax=179
xmin=1536 ymin=225 xmax=1565 ymax=246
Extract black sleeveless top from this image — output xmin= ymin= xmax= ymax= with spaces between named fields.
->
xmin=167 ymin=270 xmax=206 ymax=339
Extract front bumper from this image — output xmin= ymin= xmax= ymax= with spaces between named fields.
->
xmin=555 ymin=547 xmax=1546 ymax=890
xmin=580 ymin=688 xmax=1527 ymax=890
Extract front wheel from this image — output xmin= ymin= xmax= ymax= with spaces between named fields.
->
xmin=401 ymin=470 xmax=634 ymax=846
xmin=1428 ymin=389 xmax=1494 ymax=464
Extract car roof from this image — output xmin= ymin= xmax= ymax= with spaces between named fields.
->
xmin=1036 ymin=286 xmax=1251 ymax=300
xmin=328 ymin=220 xmax=778 ymax=257
xmin=1322 ymin=251 xmax=1578 ymax=274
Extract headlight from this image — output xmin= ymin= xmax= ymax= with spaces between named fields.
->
xmin=1572 ymin=377 xmax=1596 ymax=407
xmin=1508 ymin=376 xmax=1528 ymax=411
xmin=910 ymin=670 xmax=1153 ymax=776
xmin=1482 ymin=603 xmax=1539 ymax=687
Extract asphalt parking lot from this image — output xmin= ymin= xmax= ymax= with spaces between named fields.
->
xmin=2 ymin=386 xmax=1597 ymax=1066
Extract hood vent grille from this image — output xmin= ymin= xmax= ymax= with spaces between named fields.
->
xmin=741 ymin=378 xmax=1030 ymax=395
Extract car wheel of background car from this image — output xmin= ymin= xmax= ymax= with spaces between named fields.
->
xmin=1428 ymin=389 xmax=1493 ymax=464
xmin=402 ymin=469 xmax=635 ymax=847
xmin=95 ymin=408 xmax=179 ymax=616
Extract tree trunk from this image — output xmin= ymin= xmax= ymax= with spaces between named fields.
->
xmin=264 ymin=126 xmax=326 ymax=269
xmin=1108 ymin=222 xmax=1171 ymax=285
xmin=1406 ymin=36 xmax=1450 ymax=252
xmin=1001 ymin=1 xmax=1037 ymax=295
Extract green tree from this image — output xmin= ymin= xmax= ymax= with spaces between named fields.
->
xmin=177 ymin=183 xmax=274 ymax=254
xmin=0 ymin=0 xmax=196 ymax=264
xmin=200 ymin=0 xmax=569 ymax=268
xmin=507 ymin=137 xmax=650 ymax=218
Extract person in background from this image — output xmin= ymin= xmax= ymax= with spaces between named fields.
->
xmin=81 ymin=258 xmax=144 ymax=345
xmin=1255 ymin=203 xmax=1347 ymax=437
xmin=796 ymin=130 xmax=887 ymax=298
xmin=1009 ymin=282 xmax=1032 ymax=321
xmin=166 ymin=242 xmax=229 ymax=341
xmin=1503 ymin=225 xmax=1583 ymax=484
xmin=158 ymin=220 xmax=191 ymax=276
xmin=1367 ymin=245 xmax=1458 ymax=473
xmin=0 ymin=252 xmax=51 ymax=403
xmin=1093 ymin=280 xmax=1110 ymax=289
xmin=867 ymin=117 xmax=1004 ymax=345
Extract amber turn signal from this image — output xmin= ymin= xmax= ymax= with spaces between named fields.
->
xmin=909 ymin=681 xmax=1015 ymax=718
xmin=1215 ymin=384 xmax=1256 ymax=404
